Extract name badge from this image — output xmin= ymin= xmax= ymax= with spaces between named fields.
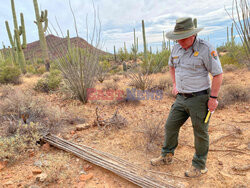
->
xmin=194 ymin=51 xmax=199 ymax=57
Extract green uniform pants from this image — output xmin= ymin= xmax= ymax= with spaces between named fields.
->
xmin=162 ymin=93 xmax=210 ymax=170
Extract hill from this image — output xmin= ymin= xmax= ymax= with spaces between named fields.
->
xmin=22 ymin=34 xmax=110 ymax=61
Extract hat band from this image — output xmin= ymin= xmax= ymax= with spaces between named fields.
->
xmin=173 ymin=27 xmax=195 ymax=34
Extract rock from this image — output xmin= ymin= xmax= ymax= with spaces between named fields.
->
xmin=75 ymin=124 xmax=90 ymax=131
xmin=29 ymin=185 xmax=41 ymax=188
xmin=34 ymin=160 xmax=43 ymax=167
xmin=83 ymin=164 xmax=93 ymax=171
xmin=71 ymin=130 xmax=76 ymax=135
xmin=36 ymin=173 xmax=47 ymax=182
xmin=79 ymin=173 xmax=94 ymax=182
xmin=76 ymin=182 xmax=86 ymax=188
xmin=79 ymin=170 xmax=87 ymax=175
xmin=42 ymin=143 xmax=50 ymax=152
xmin=4 ymin=180 xmax=14 ymax=186
xmin=32 ymin=168 xmax=42 ymax=175
xmin=0 ymin=161 xmax=7 ymax=171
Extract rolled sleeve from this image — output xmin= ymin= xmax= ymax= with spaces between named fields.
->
xmin=204 ymin=46 xmax=223 ymax=76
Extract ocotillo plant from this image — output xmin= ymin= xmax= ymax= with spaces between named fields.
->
xmin=67 ymin=29 xmax=72 ymax=55
xmin=114 ymin=45 xmax=117 ymax=63
xmin=142 ymin=20 xmax=147 ymax=64
xmin=33 ymin=0 xmax=50 ymax=71
xmin=131 ymin=28 xmax=138 ymax=61
xmin=162 ymin=31 xmax=166 ymax=51
xmin=5 ymin=0 xmax=26 ymax=73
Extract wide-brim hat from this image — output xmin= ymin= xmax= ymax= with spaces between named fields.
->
xmin=166 ymin=17 xmax=203 ymax=40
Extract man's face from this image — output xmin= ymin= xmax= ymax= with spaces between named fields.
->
xmin=177 ymin=35 xmax=195 ymax=50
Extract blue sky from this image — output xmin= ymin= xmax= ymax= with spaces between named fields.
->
xmin=0 ymin=0 xmax=236 ymax=53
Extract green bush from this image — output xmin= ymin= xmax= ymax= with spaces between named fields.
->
xmin=34 ymin=70 xmax=62 ymax=93
xmin=0 ymin=66 xmax=21 ymax=84
xmin=0 ymin=122 xmax=40 ymax=162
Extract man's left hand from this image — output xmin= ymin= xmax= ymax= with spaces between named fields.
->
xmin=208 ymin=98 xmax=218 ymax=112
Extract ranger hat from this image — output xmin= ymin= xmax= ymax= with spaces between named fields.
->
xmin=166 ymin=17 xmax=203 ymax=40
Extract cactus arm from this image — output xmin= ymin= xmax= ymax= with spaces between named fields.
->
xmin=20 ymin=13 xmax=27 ymax=49
xmin=5 ymin=21 xmax=14 ymax=47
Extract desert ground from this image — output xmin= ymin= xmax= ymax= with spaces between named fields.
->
xmin=0 ymin=68 xmax=249 ymax=188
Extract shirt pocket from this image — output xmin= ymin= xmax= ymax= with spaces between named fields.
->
xmin=192 ymin=57 xmax=205 ymax=72
xmin=172 ymin=56 xmax=180 ymax=69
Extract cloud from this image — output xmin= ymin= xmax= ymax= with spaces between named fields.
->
xmin=0 ymin=0 xmax=236 ymax=52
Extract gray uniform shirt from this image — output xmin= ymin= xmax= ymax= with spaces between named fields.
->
xmin=168 ymin=37 xmax=223 ymax=93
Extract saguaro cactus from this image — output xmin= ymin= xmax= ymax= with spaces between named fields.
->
xmin=131 ymin=28 xmax=138 ymax=61
xmin=162 ymin=31 xmax=166 ymax=51
xmin=193 ymin=18 xmax=197 ymax=28
xmin=5 ymin=0 xmax=26 ymax=73
xmin=227 ymin=26 xmax=229 ymax=43
xmin=231 ymin=23 xmax=235 ymax=46
xmin=113 ymin=45 xmax=117 ymax=63
xmin=142 ymin=20 xmax=147 ymax=64
xmin=33 ymin=0 xmax=50 ymax=71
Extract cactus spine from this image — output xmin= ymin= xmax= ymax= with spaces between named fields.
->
xmin=142 ymin=20 xmax=147 ymax=63
xmin=33 ymin=0 xmax=50 ymax=71
xmin=5 ymin=0 xmax=26 ymax=73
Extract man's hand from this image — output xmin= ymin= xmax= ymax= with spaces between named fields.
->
xmin=208 ymin=97 xmax=218 ymax=112
xmin=172 ymin=84 xmax=179 ymax=96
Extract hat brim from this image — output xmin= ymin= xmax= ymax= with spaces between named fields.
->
xmin=166 ymin=28 xmax=203 ymax=40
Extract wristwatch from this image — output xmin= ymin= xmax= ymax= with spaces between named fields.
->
xmin=210 ymin=95 xmax=218 ymax=99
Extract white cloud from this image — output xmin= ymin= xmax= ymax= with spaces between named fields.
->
xmin=0 ymin=0 xmax=236 ymax=52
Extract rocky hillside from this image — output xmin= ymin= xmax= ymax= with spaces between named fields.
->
xmin=23 ymin=34 xmax=109 ymax=61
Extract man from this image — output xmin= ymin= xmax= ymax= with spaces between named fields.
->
xmin=150 ymin=17 xmax=223 ymax=178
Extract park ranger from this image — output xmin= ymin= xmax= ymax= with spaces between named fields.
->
xmin=150 ymin=17 xmax=223 ymax=178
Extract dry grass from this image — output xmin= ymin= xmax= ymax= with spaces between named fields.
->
xmin=103 ymin=81 xmax=119 ymax=91
xmin=218 ymin=84 xmax=250 ymax=109
xmin=223 ymin=64 xmax=239 ymax=72
xmin=0 ymin=86 xmax=62 ymax=135
xmin=137 ymin=118 xmax=165 ymax=152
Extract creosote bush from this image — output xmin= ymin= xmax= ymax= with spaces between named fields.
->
xmin=0 ymin=66 xmax=22 ymax=84
xmin=218 ymin=84 xmax=250 ymax=109
xmin=34 ymin=69 xmax=62 ymax=93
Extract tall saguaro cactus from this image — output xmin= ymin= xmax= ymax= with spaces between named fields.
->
xmin=142 ymin=20 xmax=147 ymax=64
xmin=131 ymin=28 xmax=138 ymax=61
xmin=113 ymin=45 xmax=117 ymax=63
xmin=5 ymin=0 xmax=26 ymax=73
xmin=162 ymin=31 xmax=166 ymax=51
xmin=33 ymin=0 xmax=50 ymax=71
xmin=231 ymin=23 xmax=235 ymax=46
xmin=193 ymin=18 xmax=197 ymax=28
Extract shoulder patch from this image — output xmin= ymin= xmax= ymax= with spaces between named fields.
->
xmin=211 ymin=51 xmax=218 ymax=60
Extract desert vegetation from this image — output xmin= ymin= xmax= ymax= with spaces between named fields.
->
xmin=0 ymin=0 xmax=249 ymax=187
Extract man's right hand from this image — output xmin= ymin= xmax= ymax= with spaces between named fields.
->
xmin=172 ymin=84 xmax=179 ymax=96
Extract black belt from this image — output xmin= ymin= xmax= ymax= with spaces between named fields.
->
xmin=178 ymin=89 xmax=208 ymax=98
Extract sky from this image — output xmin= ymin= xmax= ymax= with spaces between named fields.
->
xmin=0 ymin=0 xmax=237 ymax=53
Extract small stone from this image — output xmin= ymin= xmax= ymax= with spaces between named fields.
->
xmin=42 ymin=143 xmax=50 ymax=152
xmin=79 ymin=170 xmax=87 ymax=175
xmin=29 ymin=185 xmax=41 ymax=188
xmin=75 ymin=124 xmax=90 ymax=131
xmin=76 ymin=159 xmax=80 ymax=162
xmin=36 ymin=173 xmax=47 ymax=182
xmin=32 ymin=168 xmax=42 ymax=175
xmin=71 ymin=130 xmax=76 ymax=135
xmin=76 ymin=182 xmax=86 ymax=188
xmin=79 ymin=173 xmax=94 ymax=182
xmin=218 ymin=161 xmax=223 ymax=165
xmin=83 ymin=164 xmax=93 ymax=171
xmin=0 ymin=161 xmax=8 ymax=171
xmin=34 ymin=160 xmax=43 ymax=167
xmin=4 ymin=180 xmax=13 ymax=186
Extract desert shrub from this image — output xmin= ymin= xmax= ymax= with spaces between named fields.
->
xmin=96 ymin=60 xmax=111 ymax=83
xmin=26 ymin=65 xmax=37 ymax=74
xmin=0 ymin=122 xmax=40 ymax=162
xmin=218 ymin=84 xmax=250 ymax=109
xmin=223 ymin=64 xmax=238 ymax=72
xmin=0 ymin=66 xmax=21 ymax=84
xmin=103 ymin=81 xmax=118 ymax=91
xmin=34 ymin=70 xmax=62 ymax=93
xmin=150 ymin=76 xmax=172 ymax=91
xmin=41 ymin=152 xmax=74 ymax=183
xmin=220 ymin=53 xmax=239 ymax=66
xmin=137 ymin=118 xmax=164 ymax=152
xmin=113 ymin=75 xmax=120 ymax=82
xmin=0 ymin=86 xmax=62 ymax=134
xmin=141 ymin=50 xmax=170 ymax=74
xmin=36 ymin=65 xmax=46 ymax=75
xmin=222 ymin=75 xmax=233 ymax=85
xmin=128 ymin=71 xmax=153 ymax=91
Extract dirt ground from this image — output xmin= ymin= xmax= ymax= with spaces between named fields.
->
xmin=0 ymin=68 xmax=249 ymax=188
